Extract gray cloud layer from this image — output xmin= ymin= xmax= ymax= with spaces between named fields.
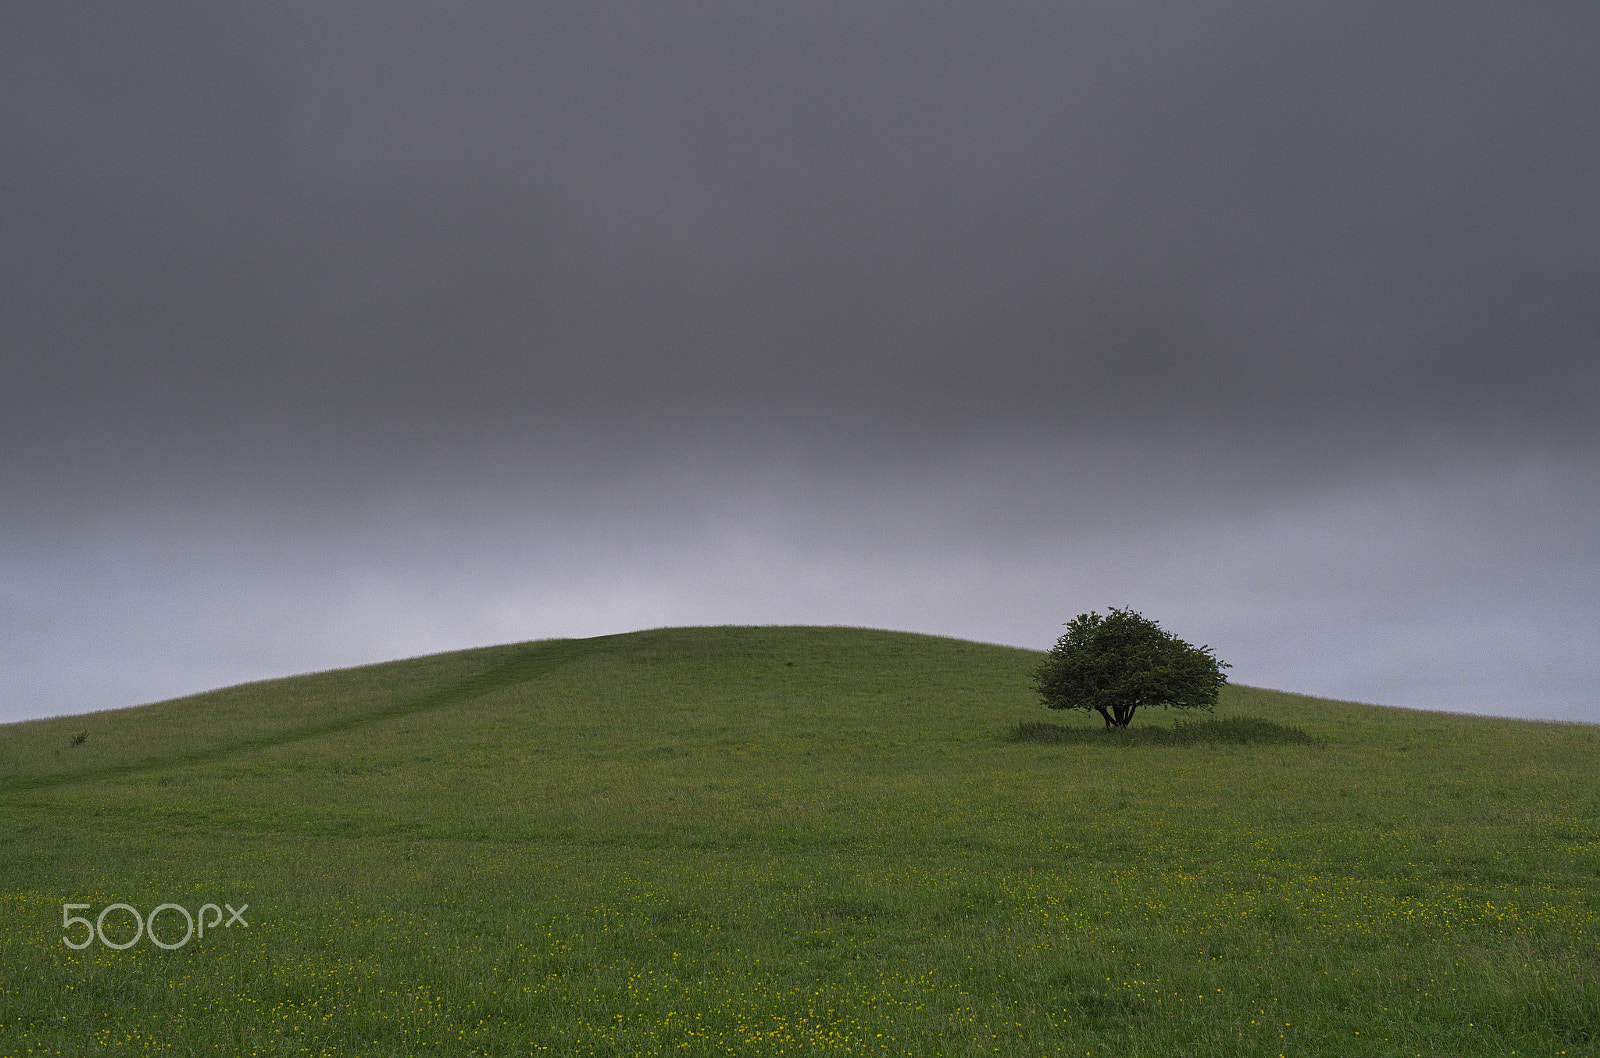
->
xmin=4 ymin=2 xmax=1597 ymax=723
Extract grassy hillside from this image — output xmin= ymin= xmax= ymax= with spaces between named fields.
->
xmin=1 ymin=625 xmax=1596 ymax=1056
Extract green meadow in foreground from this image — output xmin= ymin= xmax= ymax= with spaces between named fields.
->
xmin=1 ymin=625 xmax=1596 ymax=1056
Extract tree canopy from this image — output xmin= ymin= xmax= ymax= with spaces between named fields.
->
xmin=1032 ymin=608 xmax=1229 ymax=729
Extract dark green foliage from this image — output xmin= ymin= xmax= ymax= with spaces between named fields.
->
xmin=1011 ymin=715 xmax=1323 ymax=747
xmin=1032 ymin=608 xmax=1229 ymax=729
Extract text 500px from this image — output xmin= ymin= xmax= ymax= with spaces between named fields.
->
xmin=63 ymin=902 xmax=249 ymax=949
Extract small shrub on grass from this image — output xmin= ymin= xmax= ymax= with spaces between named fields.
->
xmin=1010 ymin=715 xmax=1324 ymax=747
xmin=1033 ymin=608 xmax=1229 ymax=729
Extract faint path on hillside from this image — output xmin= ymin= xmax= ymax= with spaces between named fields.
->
xmin=0 ymin=638 xmax=602 ymax=794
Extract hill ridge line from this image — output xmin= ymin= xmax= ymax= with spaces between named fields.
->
xmin=0 ymin=637 xmax=601 ymax=795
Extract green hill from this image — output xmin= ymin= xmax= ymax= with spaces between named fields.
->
xmin=2 ymin=626 xmax=1595 ymax=1055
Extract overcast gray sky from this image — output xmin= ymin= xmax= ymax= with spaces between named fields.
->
xmin=4 ymin=1 xmax=1597 ymax=725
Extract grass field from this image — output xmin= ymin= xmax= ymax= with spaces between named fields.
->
xmin=1 ymin=625 xmax=1596 ymax=1056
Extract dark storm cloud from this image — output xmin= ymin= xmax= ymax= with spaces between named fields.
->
xmin=3 ymin=2 xmax=1597 ymax=722
xmin=9 ymin=1 xmax=1594 ymax=473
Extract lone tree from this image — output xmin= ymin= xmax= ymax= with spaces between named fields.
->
xmin=1032 ymin=608 xmax=1229 ymax=730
